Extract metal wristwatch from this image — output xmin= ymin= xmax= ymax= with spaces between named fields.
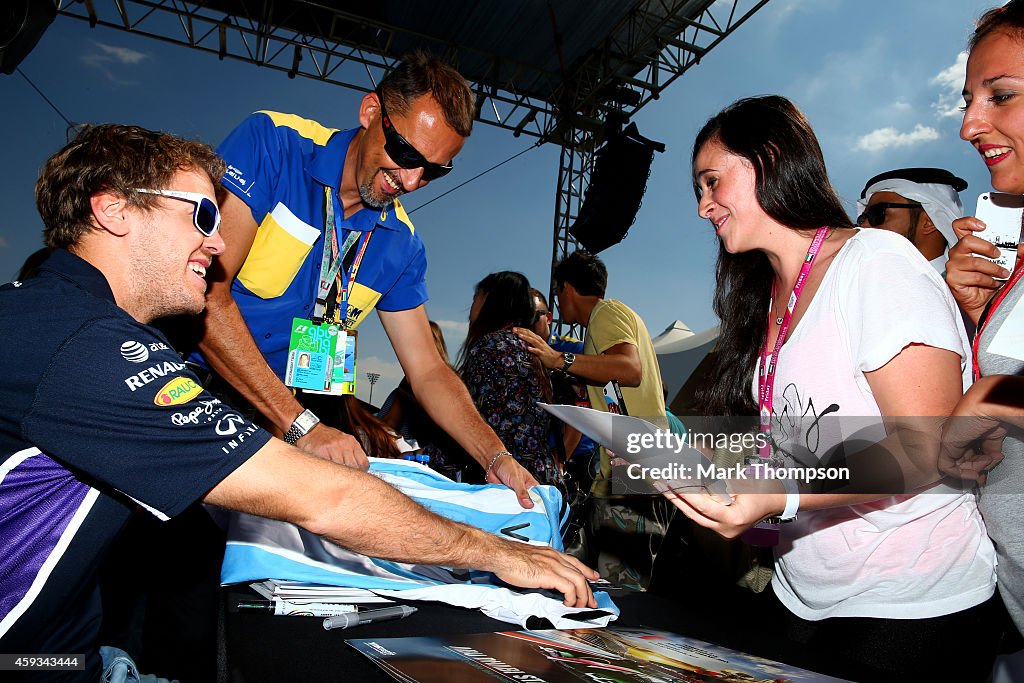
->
xmin=560 ymin=351 xmax=576 ymax=373
xmin=284 ymin=409 xmax=320 ymax=445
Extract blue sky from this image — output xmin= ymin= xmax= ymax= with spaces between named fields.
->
xmin=0 ymin=0 xmax=1000 ymax=403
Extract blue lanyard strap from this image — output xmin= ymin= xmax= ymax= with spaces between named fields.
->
xmin=314 ymin=187 xmax=365 ymax=323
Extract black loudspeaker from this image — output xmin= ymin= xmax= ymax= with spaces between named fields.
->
xmin=569 ymin=122 xmax=665 ymax=254
xmin=1 ymin=0 xmax=58 ymax=75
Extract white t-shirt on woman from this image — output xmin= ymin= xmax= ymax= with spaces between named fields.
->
xmin=760 ymin=229 xmax=996 ymax=620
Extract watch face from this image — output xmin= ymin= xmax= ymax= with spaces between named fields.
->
xmin=295 ymin=410 xmax=319 ymax=433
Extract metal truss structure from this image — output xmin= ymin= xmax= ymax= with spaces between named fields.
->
xmin=53 ymin=0 xmax=771 ymax=327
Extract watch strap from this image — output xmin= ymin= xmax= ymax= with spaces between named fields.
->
xmin=560 ymin=352 xmax=576 ymax=373
xmin=284 ymin=409 xmax=320 ymax=445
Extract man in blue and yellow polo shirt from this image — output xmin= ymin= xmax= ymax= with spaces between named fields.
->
xmin=190 ymin=52 xmax=541 ymax=506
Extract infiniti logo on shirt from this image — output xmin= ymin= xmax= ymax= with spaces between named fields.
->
xmin=215 ymin=414 xmax=247 ymax=436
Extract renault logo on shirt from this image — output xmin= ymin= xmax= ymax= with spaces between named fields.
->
xmin=124 ymin=361 xmax=187 ymax=391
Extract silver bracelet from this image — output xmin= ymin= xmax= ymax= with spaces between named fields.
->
xmin=485 ymin=450 xmax=512 ymax=479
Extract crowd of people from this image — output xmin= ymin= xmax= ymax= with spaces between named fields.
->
xmin=1 ymin=2 xmax=1023 ymax=682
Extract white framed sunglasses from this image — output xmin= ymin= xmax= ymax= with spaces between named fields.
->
xmin=134 ymin=188 xmax=222 ymax=236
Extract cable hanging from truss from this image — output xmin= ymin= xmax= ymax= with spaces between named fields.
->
xmin=409 ymin=139 xmax=543 ymax=214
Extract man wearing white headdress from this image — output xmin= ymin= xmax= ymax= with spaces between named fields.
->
xmin=856 ymin=167 xmax=968 ymax=273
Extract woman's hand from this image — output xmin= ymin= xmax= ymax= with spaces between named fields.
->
xmin=940 ymin=375 xmax=1024 ymax=483
xmin=939 ymin=415 xmax=1006 ymax=484
xmin=661 ymin=487 xmax=784 ymax=539
xmin=946 ymin=216 xmax=1009 ymax=325
xmin=488 ymin=452 xmax=540 ymax=509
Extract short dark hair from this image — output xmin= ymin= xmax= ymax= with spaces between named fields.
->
xmin=529 ymin=287 xmax=548 ymax=310
xmin=379 ymin=51 xmax=475 ymax=138
xmin=971 ymin=0 xmax=1024 ymax=50
xmin=553 ymin=251 xmax=607 ymax=298
xmin=36 ymin=124 xmax=225 ymax=249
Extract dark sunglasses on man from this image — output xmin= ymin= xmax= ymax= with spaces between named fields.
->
xmin=134 ymin=188 xmax=222 ymax=236
xmin=856 ymin=202 xmax=922 ymax=227
xmin=376 ymin=89 xmax=454 ymax=182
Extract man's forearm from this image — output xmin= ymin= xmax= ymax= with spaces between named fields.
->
xmin=209 ymin=441 xmax=503 ymax=568
xmin=316 ymin=459 xmax=501 ymax=567
xmin=208 ymin=441 xmax=597 ymax=605
xmin=961 ymin=375 xmax=1024 ymax=424
xmin=563 ymin=351 xmax=641 ymax=388
xmin=198 ymin=294 xmax=304 ymax=433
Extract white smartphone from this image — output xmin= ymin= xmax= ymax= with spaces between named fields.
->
xmin=975 ymin=192 xmax=1024 ymax=278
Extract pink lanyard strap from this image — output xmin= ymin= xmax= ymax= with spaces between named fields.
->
xmin=972 ymin=259 xmax=1024 ymax=381
xmin=758 ymin=226 xmax=831 ymax=458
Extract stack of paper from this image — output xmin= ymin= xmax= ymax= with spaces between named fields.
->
xmin=251 ymin=579 xmax=395 ymax=605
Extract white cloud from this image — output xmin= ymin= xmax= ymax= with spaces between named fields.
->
xmin=855 ymin=124 xmax=940 ymax=152
xmin=83 ymin=42 xmax=148 ymax=66
xmin=794 ymin=34 xmax=884 ymax=104
xmin=755 ymin=0 xmax=841 ymax=32
xmin=931 ymin=51 xmax=968 ymax=118
xmin=81 ymin=42 xmax=149 ymax=83
xmin=433 ymin=319 xmax=469 ymax=337
xmin=96 ymin=43 xmax=148 ymax=64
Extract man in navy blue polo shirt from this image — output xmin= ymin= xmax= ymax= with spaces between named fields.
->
xmin=0 ymin=124 xmax=596 ymax=681
xmin=187 ymin=52 xmax=541 ymax=505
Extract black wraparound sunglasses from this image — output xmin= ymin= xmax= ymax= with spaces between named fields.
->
xmin=377 ymin=90 xmax=453 ymax=181
xmin=856 ymin=202 xmax=922 ymax=227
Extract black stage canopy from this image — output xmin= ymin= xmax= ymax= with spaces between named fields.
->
xmin=42 ymin=0 xmax=770 ymax=142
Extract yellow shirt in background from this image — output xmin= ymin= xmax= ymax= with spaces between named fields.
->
xmin=583 ymin=299 xmax=666 ymax=494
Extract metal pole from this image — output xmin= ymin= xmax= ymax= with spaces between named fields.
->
xmin=366 ymin=371 xmax=381 ymax=404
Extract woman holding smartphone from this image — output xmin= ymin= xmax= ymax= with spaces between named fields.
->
xmin=669 ymin=94 xmax=998 ymax=681
xmin=943 ymin=0 xmax=1024 ymax=651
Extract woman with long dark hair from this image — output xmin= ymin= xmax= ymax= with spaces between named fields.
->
xmin=668 ymin=95 xmax=999 ymax=681
xmin=459 ymin=271 xmax=558 ymax=485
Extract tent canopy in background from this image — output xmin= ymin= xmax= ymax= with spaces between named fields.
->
xmin=652 ymin=320 xmax=719 ymax=410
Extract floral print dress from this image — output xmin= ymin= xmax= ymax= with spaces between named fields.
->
xmin=462 ymin=330 xmax=560 ymax=485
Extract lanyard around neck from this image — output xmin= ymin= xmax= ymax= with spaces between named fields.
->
xmin=757 ymin=226 xmax=831 ymax=457
xmin=315 ymin=186 xmax=371 ymax=324
xmin=972 ymin=259 xmax=1024 ymax=380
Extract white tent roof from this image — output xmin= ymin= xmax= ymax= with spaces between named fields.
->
xmin=651 ymin=320 xmax=694 ymax=349
xmin=653 ymin=320 xmax=719 ymax=402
